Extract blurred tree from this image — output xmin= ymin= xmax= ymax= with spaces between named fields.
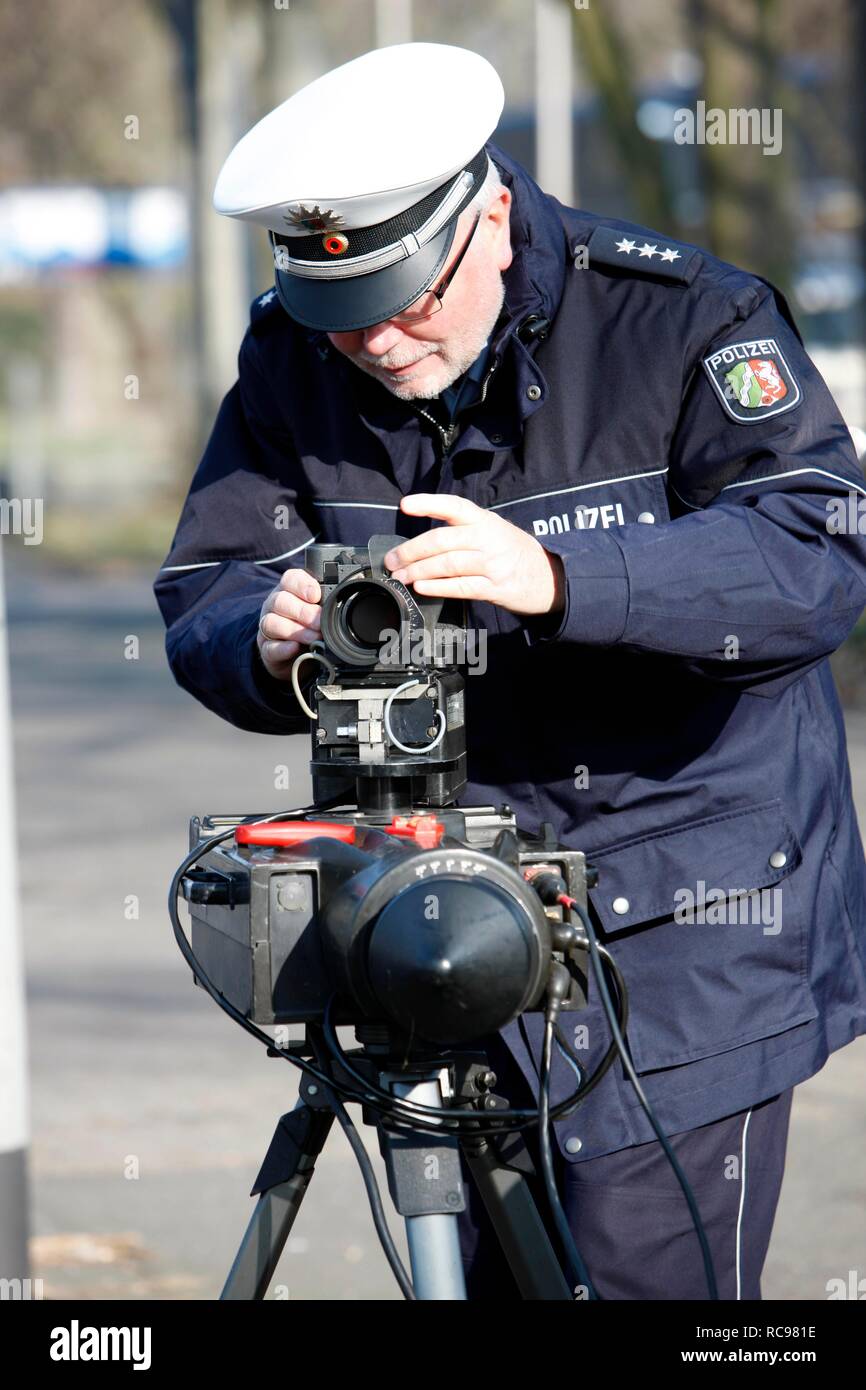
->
xmin=161 ymin=0 xmax=259 ymax=438
xmin=570 ymin=0 xmax=676 ymax=232
xmin=160 ymin=0 xmax=381 ymax=436
xmin=686 ymin=0 xmax=793 ymax=287
xmin=0 ymin=0 xmax=182 ymax=181
xmin=568 ymin=0 xmax=857 ymax=297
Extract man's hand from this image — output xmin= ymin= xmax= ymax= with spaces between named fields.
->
xmin=383 ymin=494 xmax=565 ymax=616
xmin=257 ymin=568 xmax=322 ymax=680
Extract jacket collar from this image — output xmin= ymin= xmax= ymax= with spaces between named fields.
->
xmin=483 ymin=138 xmax=568 ymax=360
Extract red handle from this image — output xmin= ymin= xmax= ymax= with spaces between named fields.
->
xmin=236 ymin=815 xmax=444 ymax=850
xmin=235 ymin=821 xmax=357 ymax=846
xmin=385 ymin=814 xmax=445 ymax=849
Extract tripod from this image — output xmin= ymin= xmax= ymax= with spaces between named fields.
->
xmin=219 ymin=1023 xmax=574 ymax=1301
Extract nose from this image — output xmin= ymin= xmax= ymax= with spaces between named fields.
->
xmin=360 ymin=319 xmax=405 ymax=355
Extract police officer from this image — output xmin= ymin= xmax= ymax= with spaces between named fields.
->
xmin=154 ymin=42 xmax=866 ymax=1300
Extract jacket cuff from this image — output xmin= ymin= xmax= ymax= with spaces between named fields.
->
xmin=523 ymin=532 xmax=630 ymax=648
xmin=237 ymin=612 xmax=309 ymax=729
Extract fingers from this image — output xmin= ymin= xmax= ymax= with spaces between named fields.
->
xmin=260 ymin=594 xmax=321 ymax=640
xmin=390 ymin=548 xmax=489 ymax=585
xmin=399 ymin=493 xmax=480 ymax=525
xmin=258 ymin=637 xmax=302 ymax=678
xmin=410 ymin=575 xmax=496 ymax=602
xmin=260 ymin=615 xmax=320 ymax=644
xmin=280 ymin=568 xmax=321 ymax=604
xmin=261 ymin=572 xmax=322 ymax=637
xmin=386 ymin=523 xmax=483 ymax=572
xmin=258 ymin=567 xmax=322 ymax=678
xmin=273 ymin=588 xmax=321 ymax=628
xmin=258 ymin=602 xmax=319 ymax=648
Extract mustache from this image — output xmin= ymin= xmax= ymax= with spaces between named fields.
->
xmin=356 ymin=347 xmax=440 ymax=370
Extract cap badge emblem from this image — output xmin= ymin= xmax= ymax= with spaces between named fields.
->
xmin=284 ymin=203 xmax=346 ymax=233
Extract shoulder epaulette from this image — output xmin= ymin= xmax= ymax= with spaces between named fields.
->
xmin=585 ymin=224 xmax=701 ymax=285
xmin=249 ymin=286 xmax=282 ymax=326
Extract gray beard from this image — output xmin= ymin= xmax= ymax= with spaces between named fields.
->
xmin=412 ymin=299 xmax=507 ymax=402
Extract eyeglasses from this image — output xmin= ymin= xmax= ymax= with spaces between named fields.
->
xmin=389 ymin=211 xmax=482 ymax=324
xmin=270 ymin=209 xmax=482 ymax=330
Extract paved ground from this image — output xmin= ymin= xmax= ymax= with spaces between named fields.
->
xmin=6 ymin=557 xmax=866 ymax=1300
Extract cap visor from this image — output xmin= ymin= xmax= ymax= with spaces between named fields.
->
xmin=274 ymin=220 xmax=457 ymax=332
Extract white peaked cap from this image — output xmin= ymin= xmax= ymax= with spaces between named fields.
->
xmin=212 ymin=43 xmax=506 ymax=332
xmin=213 ymin=42 xmax=506 ymax=232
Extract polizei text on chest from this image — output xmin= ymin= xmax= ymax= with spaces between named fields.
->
xmin=533 ymin=502 xmax=626 ymax=536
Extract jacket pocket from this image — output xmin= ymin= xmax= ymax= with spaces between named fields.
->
xmin=587 ymin=799 xmax=818 ymax=1072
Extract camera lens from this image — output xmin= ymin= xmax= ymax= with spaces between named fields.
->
xmin=343 ymin=585 xmax=401 ymax=648
xmin=321 ymin=577 xmax=406 ymax=665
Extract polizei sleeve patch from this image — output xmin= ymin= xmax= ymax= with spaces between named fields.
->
xmin=702 ymin=338 xmax=801 ymax=423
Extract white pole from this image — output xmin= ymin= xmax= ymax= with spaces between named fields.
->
xmin=196 ymin=0 xmax=256 ymax=414
xmin=534 ymin=0 xmax=575 ymax=205
xmin=7 ymin=359 xmax=46 ymax=509
xmin=375 ymin=0 xmax=412 ymax=49
xmin=0 ymin=535 xmax=30 ymax=1286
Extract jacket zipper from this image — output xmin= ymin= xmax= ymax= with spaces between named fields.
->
xmin=413 ymin=405 xmax=459 ymax=458
xmin=410 ymin=353 xmax=500 ymax=462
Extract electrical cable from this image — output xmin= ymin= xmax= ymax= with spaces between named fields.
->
xmin=383 ymin=677 xmax=447 ymax=755
xmin=538 ymin=1014 xmax=598 ymax=1299
xmin=304 ymin=1025 xmax=415 ymax=1300
xmin=553 ymin=1026 xmax=587 ymax=1088
xmin=290 ymin=648 xmax=336 ymax=719
xmin=319 ymin=993 xmax=607 ymax=1136
xmin=552 ymin=940 xmax=628 ymax=1105
xmin=558 ymin=893 xmax=720 ymax=1302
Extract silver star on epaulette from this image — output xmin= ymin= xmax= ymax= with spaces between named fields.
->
xmin=283 ymin=204 xmax=346 ymax=233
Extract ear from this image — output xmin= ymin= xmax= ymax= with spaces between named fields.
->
xmin=486 ymin=187 xmax=513 ymax=273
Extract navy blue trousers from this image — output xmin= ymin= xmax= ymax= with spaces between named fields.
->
xmin=457 ymin=1038 xmax=794 ymax=1301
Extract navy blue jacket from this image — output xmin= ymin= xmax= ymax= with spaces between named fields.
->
xmin=155 ymin=141 xmax=866 ymax=1162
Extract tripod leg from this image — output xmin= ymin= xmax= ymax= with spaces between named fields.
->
xmin=404 ymin=1215 xmax=466 ymax=1300
xmin=220 ymin=1101 xmax=334 ymax=1300
xmin=461 ymin=1137 xmax=574 ymax=1300
xmin=381 ymin=1073 xmax=468 ymax=1300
